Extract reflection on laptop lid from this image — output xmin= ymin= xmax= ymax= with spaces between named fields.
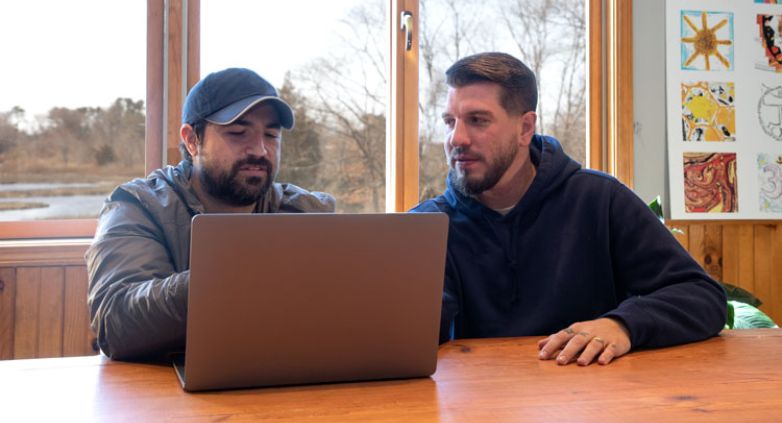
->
xmin=174 ymin=212 xmax=448 ymax=392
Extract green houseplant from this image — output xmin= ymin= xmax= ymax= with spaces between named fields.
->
xmin=648 ymin=196 xmax=778 ymax=330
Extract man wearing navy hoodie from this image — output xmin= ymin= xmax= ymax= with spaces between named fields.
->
xmin=412 ymin=52 xmax=726 ymax=366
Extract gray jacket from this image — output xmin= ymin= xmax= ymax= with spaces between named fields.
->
xmin=86 ymin=161 xmax=335 ymax=360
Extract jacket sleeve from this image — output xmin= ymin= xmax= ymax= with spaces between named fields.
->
xmin=86 ymin=194 xmax=189 ymax=360
xmin=602 ymin=184 xmax=727 ymax=349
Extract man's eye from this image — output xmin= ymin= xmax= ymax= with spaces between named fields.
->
xmin=470 ymin=117 xmax=488 ymax=125
xmin=228 ymin=131 xmax=245 ymax=136
xmin=443 ymin=119 xmax=455 ymax=128
xmin=266 ymin=132 xmax=281 ymax=139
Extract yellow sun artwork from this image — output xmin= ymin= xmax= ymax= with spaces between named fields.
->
xmin=681 ymin=10 xmax=734 ymax=71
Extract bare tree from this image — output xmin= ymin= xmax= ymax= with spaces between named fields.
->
xmin=277 ymin=75 xmax=324 ymax=191
xmin=418 ymin=0 xmax=493 ymax=201
xmin=283 ymin=0 xmax=586 ymax=209
xmin=501 ymin=0 xmax=586 ymax=162
xmin=293 ymin=0 xmax=387 ymax=212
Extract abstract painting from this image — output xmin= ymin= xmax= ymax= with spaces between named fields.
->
xmin=758 ymin=153 xmax=782 ymax=212
xmin=681 ymin=10 xmax=734 ymax=71
xmin=756 ymin=0 xmax=782 ymax=4
xmin=681 ymin=81 xmax=736 ymax=141
xmin=756 ymin=14 xmax=782 ymax=72
xmin=683 ymin=152 xmax=738 ymax=213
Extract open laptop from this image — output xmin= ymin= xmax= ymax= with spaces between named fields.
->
xmin=174 ymin=212 xmax=448 ymax=391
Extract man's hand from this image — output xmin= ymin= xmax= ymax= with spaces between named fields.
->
xmin=537 ymin=318 xmax=631 ymax=366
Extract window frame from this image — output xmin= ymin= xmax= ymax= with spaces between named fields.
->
xmin=589 ymin=0 xmax=634 ymax=188
xmin=0 ymin=0 xmax=629 ymax=238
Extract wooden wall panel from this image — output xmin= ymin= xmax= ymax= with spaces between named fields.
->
xmin=774 ymin=226 xmax=782 ymax=324
xmin=0 ymin=268 xmax=15 ymax=360
xmin=2 ymin=223 xmax=780 ymax=361
xmin=672 ymin=228 xmax=688 ymax=250
xmin=754 ymin=225 xmax=775 ymax=322
xmin=63 ymin=266 xmax=95 ymax=356
xmin=13 ymin=268 xmax=41 ymax=359
xmin=38 ymin=268 xmax=65 ymax=358
xmin=738 ymin=225 xmax=757 ymax=290
xmin=673 ymin=222 xmax=782 ymax=325
xmin=703 ymin=225 xmax=723 ymax=281
xmin=721 ymin=225 xmax=739 ymax=286
xmin=686 ymin=224 xmax=724 ymax=280
xmin=0 ymin=241 xmax=95 ymax=359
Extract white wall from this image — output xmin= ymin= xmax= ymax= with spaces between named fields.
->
xmin=632 ymin=0 xmax=669 ymax=214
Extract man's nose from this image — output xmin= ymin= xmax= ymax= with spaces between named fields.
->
xmin=448 ymin=120 xmax=469 ymax=147
xmin=246 ymin=136 xmax=268 ymax=157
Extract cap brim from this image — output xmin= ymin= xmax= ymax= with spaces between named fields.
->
xmin=205 ymin=95 xmax=295 ymax=129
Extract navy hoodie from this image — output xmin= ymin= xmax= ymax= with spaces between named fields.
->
xmin=412 ymin=135 xmax=727 ymax=348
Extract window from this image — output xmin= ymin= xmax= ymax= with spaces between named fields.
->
xmin=417 ymin=0 xmax=588 ymax=201
xmin=200 ymin=0 xmax=388 ymax=213
xmin=1 ymin=0 xmax=628 ymax=239
xmin=0 ymin=1 xmax=146 ymax=236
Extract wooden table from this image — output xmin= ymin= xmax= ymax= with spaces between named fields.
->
xmin=1 ymin=329 xmax=780 ymax=422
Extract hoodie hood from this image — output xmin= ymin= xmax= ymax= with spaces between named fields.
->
xmin=443 ymin=134 xmax=581 ymax=219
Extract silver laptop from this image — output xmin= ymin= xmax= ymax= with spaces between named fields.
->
xmin=174 ymin=212 xmax=448 ymax=391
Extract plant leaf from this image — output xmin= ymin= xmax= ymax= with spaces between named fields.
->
xmin=648 ymin=195 xmax=664 ymax=224
xmin=728 ymin=300 xmax=778 ymax=329
xmin=725 ymin=301 xmax=735 ymax=329
xmin=721 ymin=282 xmax=762 ymax=307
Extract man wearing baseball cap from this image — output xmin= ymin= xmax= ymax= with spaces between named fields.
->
xmin=86 ymin=68 xmax=335 ymax=360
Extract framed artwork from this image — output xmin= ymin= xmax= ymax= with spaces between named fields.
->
xmin=667 ymin=0 xmax=782 ymax=219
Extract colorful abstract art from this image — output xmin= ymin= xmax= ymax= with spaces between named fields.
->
xmin=680 ymin=10 xmax=734 ymax=71
xmin=758 ymin=153 xmax=782 ymax=212
xmin=758 ymin=84 xmax=782 ymax=141
xmin=683 ymin=152 xmax=738 ymax=213
xmin=756 ymin=0 xmax=782 ymax=4
xmin=681 ymin=82 xmax=736 ymax=141
xmin=757 ymin=14 xmax=782 ymax=72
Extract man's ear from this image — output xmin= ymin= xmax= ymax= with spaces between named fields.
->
xmin=180 ymin=124 xmax=200 ymax=158
xmin=518 ymin=111 xmax=537 ymax=147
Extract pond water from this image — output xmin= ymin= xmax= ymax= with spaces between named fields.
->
xmin=0 ymin=183 xmax=109 ymax=221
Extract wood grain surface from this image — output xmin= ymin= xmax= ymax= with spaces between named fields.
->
xmin=0 ymin=329 xmax=779 ymax=422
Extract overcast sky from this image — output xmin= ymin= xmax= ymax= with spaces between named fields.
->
xmin=0 ymin=0 xmax=359 ymax=119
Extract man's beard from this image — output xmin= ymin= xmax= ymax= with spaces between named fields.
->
xmin=200 ymin=156 xmax=275 ymax=207
xmin=448 ymin=142 xmax=517 ymax=197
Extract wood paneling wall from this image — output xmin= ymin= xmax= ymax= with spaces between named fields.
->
xmin=1 ymin=221 xmax=781 ymax=360
xmin=0 ymin=242 xmax=97 ymax=360
xmin=670 ymin=221 xmax=782 ymax=325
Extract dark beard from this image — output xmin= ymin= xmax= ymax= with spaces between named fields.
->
xmin=448 ymin=145 xmax=516 ymax=197
xmin=200 ymin=157 xmax=274 ymax=207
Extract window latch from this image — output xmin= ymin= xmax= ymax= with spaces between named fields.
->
xmin=400 ymin=11 xmax=413 ymax=51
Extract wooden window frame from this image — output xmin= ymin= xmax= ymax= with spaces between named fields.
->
xmin=589 ymin=0 xmax=634 ymax=186
xmin=2 ymin=0 xmax=623 ymax=236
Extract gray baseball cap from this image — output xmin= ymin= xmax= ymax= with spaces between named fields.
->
xmin=181 ymin=67 xmax=294 ymax=129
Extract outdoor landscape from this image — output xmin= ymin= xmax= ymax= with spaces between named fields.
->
xmin=0 ymin=0 xmax=586 ymax=220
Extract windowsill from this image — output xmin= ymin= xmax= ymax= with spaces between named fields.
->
xmin=0 ymin=238 xmax=92 ymax=267
xmin=0 ymin=219 xmax=97 ymax=241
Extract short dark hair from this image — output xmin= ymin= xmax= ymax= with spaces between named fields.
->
xmin=179 ymin=119 xmax=207 ymax=163
xmin=445 ymin=52 xmax=538 ymax=115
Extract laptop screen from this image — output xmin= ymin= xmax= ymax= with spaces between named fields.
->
xmin=180 ymin=212 xmax=448 ymax=391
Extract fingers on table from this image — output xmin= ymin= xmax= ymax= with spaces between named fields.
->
xmin=575 ymin=336 xmax=607 ymax=366
xmin=556 ymin=331 xmax=591 ymax=365
xmin=538 ymin=328 xmax=576 ymax=359
xmin=597 ymin=342 xmax=620 ymax=365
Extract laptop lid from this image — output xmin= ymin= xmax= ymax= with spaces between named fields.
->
xmin=178 ymin=212 xmax=448 ymax=391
